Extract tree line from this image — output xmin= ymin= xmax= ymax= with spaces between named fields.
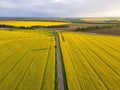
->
xmin=0 ymin=24 xmax=69 ymax=29
xmin=76 ymin=24 xmax=120 ymax=31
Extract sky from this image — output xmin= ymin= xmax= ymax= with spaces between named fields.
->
xmin=0 ymin=0 xmax=120 ymax=17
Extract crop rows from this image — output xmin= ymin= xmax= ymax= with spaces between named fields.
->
xmin=59 ymin=32 xmax=120 ymax=90
xmin=0 ymin=30 xmax=120 ymax=90
xmin=0 ymin=30 xmax=56 ymax=90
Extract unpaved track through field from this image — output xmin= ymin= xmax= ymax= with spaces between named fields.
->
xmin=54 ymin=32 xmax=64 ymax=90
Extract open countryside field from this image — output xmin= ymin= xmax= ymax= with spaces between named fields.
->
xmin=0 ymin=21 xmax=70 ymax=27
xmin=0 ymin=27 xmax=120 ymax=90
xmin=59 ymin=32 xmax=120 ymax=90
xmin=83 ymin=28 xmax=120 ymax=35
xmin=0 ymin=30 xmax=57 ymax=90
xmin=80 ymin=17 xmax=120 ymax=23
xmin=0 ymin=0 xmax=120 ymax=89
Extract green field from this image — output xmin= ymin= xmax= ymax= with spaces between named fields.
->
xmin=0 ymin=30 xmax=56 ymax=90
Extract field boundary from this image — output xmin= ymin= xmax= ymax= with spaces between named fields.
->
xmin=54 ymin=31 xmax=68 ymax=90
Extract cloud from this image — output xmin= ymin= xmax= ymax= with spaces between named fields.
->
xmin=0 ymin=0 xmax=17 ymax=8
xmin=0 ymin=0 xmax=120 ymax=17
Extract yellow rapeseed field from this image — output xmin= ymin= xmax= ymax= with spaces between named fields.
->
xmin=0 ymin=21 xmax=70 ymax=27
xmin=59 ymin=32 xmax=120 ymax=90
xmin=1 ymin=28 xmax=120 ymax=90
xmin=0 ymin=30 xmax=56 ymax=90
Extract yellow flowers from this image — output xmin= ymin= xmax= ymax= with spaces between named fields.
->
xmin=1 ymin=29 xmax=120 ymax=90
xmin=0 ymin=21 xmax=70 ymax=27
xmin=59 ymin=32 xmax=120 ymax=90
xmin=0 ymin=30 xmax=56 ymax=90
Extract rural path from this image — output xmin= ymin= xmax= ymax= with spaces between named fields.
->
xmin=54 ymin=31 xmax=64 ymax=90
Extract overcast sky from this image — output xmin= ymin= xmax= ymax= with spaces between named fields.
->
xmin=0 ymin=0 xmax=120 ymax=17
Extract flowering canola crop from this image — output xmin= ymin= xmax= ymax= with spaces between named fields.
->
xmin=0 ymin=30 xmax=56 ymax=90
xmin=0 ymin=21 xmax=70 ymax=27
xmin=59 ymin=32 xmax=120 ymax=90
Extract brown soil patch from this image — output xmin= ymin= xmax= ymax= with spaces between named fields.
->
xmin=84 ymin=28 xmax=120 ymax=35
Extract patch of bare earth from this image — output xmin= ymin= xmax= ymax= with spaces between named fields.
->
xmin=84 ymin=28 xmax=120 ymax=35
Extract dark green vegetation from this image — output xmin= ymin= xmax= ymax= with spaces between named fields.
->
xmin=0 ymin=24 xmax=69 ymax=29
xmin=76 ymin=24 xmax=120 ymax=31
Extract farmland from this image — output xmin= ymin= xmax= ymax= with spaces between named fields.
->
xmin=80 ymin=17 xmax=120 ymax=23
xmin=0 ymin=0 xmax=120 ymax=89
xmin=59 ymin=32 xmax=120 ymax=90
xmin=0 ymin=21 xmax=120 ymax=90
xmin=0 ymin=30 xmax=57 ymax=90
xmin=0 ymin=21 xmax=70 ymax=27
